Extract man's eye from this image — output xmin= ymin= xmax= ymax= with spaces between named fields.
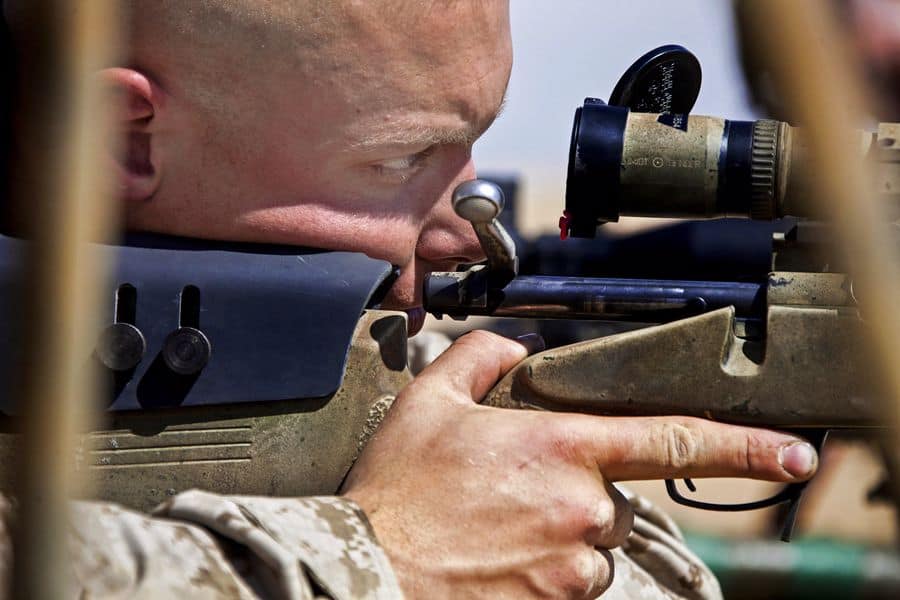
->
xmin=380 ymin=155 xmax=418 ymax=170
xmin=372 ymin=147 xmax=435 ymax=180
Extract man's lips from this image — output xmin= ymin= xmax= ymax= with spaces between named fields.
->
xmin=406 ymin=307 xmax=426 ymax=336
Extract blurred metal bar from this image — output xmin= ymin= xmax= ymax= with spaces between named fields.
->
xmin=688 ymin=534 xmax=900 ymax=599
xmin=735 ymin=0 xmax=900 ymax=508
xmin=7 ymin=2 xmax=120 ymax=598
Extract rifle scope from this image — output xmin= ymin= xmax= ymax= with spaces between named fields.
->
xmin=562 ymin=101 xmax=881 ymax=238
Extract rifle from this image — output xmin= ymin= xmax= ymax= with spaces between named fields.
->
xmin=424 ymin=45 xmax=899 ymax=541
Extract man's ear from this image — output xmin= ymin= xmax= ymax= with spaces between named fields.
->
xmin=96 ymin=67 xmax=163 ymax=201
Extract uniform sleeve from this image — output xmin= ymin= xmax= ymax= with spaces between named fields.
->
xmin=2 ymin=487 xmax=718 ymax=600
xmin=0 ymin=490 xmax=402 ymax=600
xmin=152 ymin=490 xmax=402 ymax=600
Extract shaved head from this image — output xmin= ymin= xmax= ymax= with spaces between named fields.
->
xmin=124 ymin=1 xmax=342 ymax=94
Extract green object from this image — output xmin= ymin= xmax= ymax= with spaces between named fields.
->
xmin=686 ymin=534 xmax=900 ymax=600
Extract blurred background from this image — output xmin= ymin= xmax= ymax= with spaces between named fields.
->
xmin=439 ymin=1 xmax=900 ymax=598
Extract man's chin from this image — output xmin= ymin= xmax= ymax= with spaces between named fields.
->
xmin=405 ymin=307 xmax=426 ymax=337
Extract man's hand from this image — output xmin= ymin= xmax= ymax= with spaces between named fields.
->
xmin=342 ymin=331 xmax=817 ymax=599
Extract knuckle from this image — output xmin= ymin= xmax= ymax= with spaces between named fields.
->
xmin=590 ymin=495 xmax=616 ymax=534
xmin=657 ymin=421 xmax=702 ymax=470
xmin=561 ymin=549 xmax=613 ymax=599
xmin=585 ymin=492 xmax=633 ymax=548
xmin=451 ymin=330 xmax=526 ymax=376
xmin=564 ymin=495 xmax=614 ymax=538
xmin=561 ymin=550 xmax=601 ymax=599
xmin=739 ymin=431 xmax=767 ymax=474
xmin=540 ymin=419 xmax=582 ymax=462
xmin=455 ymin=329 xmax=506 ymax=351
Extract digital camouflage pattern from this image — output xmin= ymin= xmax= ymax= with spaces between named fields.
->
xmin=0 ymin=488 xmax=719 ymax=599
xmin=0 ymin=492 xmax=401 ymax=599
xmin=151 ymin=491 xmax=402 ymax=599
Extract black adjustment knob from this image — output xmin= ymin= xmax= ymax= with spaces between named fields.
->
xmin=162 ymin=326 xmax=211 ymax=375
xmin=95 ymin=322 xmax=146 ymax=372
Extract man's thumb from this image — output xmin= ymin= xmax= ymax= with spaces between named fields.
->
xmin=408 ymin=330 xmax=542 ymax=403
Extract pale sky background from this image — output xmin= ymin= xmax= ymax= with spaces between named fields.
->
xmin=473 ymin=1 xmax=760 ymax=234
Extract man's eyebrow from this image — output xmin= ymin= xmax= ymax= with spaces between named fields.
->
xmin=350 ymin=125 xmax=479 ymax=150
xmin=350 ymin=97 xmax=508 ymax=151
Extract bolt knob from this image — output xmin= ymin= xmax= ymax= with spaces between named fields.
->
xmin=163 ymin=326 xmax=211 ymax=375
xmin=452 ymin=180 xmax=505 ymax=223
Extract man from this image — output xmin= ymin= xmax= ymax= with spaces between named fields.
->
xmin=3 ymin=1 xmax=819 ymax=598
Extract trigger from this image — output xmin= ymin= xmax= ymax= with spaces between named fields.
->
xmin=778 ymin=489 xmax=805 ymax=542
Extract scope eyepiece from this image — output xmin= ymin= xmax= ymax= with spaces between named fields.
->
xmin=564 ymin=99 xmax=629 ymax=237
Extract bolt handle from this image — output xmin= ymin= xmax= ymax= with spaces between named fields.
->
xmin=452 ymin=180 xmax=518 ymax=281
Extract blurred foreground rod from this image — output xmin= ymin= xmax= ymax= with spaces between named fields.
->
xmin=7 ymin=2 xmax=120 ymax=598
xmin=734 ymin=0 xmax=900 ymax=506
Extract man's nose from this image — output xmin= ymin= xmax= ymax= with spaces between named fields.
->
xmin=418 ymin=161 xmax=485 ymax=265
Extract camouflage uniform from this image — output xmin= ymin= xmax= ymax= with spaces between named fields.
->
xmin=0 ymin=491 xmax=401 ymax=599
xmin=0 ymin=487 xmax=720 ymax=599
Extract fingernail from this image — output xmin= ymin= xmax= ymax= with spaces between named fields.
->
xmin=779 ymin=442 xmax=818 ymax=478
xmin=515 ymin=333 xmax=546 ymax=355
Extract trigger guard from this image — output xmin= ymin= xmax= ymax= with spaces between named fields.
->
xmin=665 ymin=478 xmax=804 ymax=512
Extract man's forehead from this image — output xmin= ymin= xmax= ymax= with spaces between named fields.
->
xmin=327 ymin=1 xmax=511 ymax=153
xmin=347 ymin=99 xmax=507 ymax=152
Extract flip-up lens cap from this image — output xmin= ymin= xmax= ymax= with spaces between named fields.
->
xmin=608 ymin=44 xmax=702 ymax=114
